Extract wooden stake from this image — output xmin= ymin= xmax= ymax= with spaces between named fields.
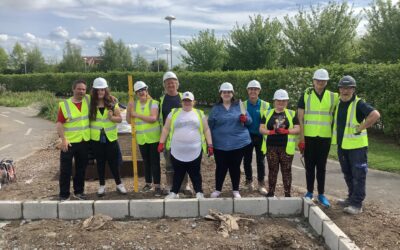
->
xmin=128 ymin=75 xmax=138 ymax=192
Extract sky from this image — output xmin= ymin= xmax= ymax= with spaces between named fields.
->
xmin=0 ymin=0 xmax=393 ymax=66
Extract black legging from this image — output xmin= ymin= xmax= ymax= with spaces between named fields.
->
xmin=304 ymin=136 xmax=331 ymax=194
xmin=171 ymin=153 xmax=203 ymax=194
xmin=139 ymin=142 xmax=161 ymax=185
xmin=214 ymin=146 xmax=247 ymax=192
xmin=91 ymin=140 xmax=122 ymax=186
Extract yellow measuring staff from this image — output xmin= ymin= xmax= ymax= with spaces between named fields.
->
xmin=128 ymin=75 xmax=138 ymax=192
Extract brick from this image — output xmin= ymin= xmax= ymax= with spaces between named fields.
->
xmin=23 ymin=201 xmax=58 ymax=220
xmin=58 ymin=201 xmax=93 ymax=219
xmin=199 ymin=198 xmax=233 ymax=216
xmin=130 ymin=199 xmax=164 ymax=218
xmin=323 ymin=220 xmax=348 ymax=250
xmin=308 ymin=206 xmax=330 ymax=235
xmin=303 ymin=198 xmax=315 ymax=218
xmin=268 ymin=197 xmax=302 ymax=217
xmin=94 ymin=200 xmax=129 ymax=219
xmin=165 ymin=199 xmax=198 ymax=218
xmin=0 ymin=201 xmax=22 ymax=219
xmin=339 ymin=237 xmax=360 ymax=250
xmin=234 ymin=197 xmax=268 ymax=215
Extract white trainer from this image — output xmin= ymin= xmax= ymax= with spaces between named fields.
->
xmin=210 ymin=190 xmax=221 ymax=198
xmin=97 ymin=185 xmax=106 ymax=197
xmin=232 ymin=191 xmax=241 ymax=199
xmin=116 ymin=184 xmax=127 ymax=194
xmin=196 ymin=192 xmax=205 ymax=199
xmin=165 ymin=192 xmax=179 ymax=199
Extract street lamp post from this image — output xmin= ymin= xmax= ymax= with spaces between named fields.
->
xmin=83 ymin=57 xmax=87 ymax=72
xmin=155 ymin=48 xmax=159 ymax=72
xmin=165 ymin=49 xmax=169 ymax=68
xmin=23 ymin=52 xmax=27 ymax=74
xmin=164 ymin=15 xmax=176 ymax=69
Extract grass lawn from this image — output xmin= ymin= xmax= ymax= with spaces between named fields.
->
xmin=329 ymin=134 xmax=400 ymax=173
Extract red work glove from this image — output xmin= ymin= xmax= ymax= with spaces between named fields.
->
xmin=157 ymin=143 xmax=165 ymax=153
xmin=207 ymin=145 xmax=214 ymax=157
xmin=239 ymin=114 xmax=247 ymax=123
xmin=266 ymin=130 xmax=276 ymax=135
xmin=276 ymin=128 xmax=289 ymax=134
xmin=298 ymin=141 xmax=305 ymax=154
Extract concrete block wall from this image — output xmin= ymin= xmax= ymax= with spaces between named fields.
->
xmin=0 ymin=198 xmax=359 ymax=250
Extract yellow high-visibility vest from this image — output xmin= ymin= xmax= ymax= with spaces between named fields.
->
xmin=244 ymin=99 xmax=270 ymax=118
xmin=303 ymin=88 xmax=338 ymax=138
xmin=90 ymin=104 xmax=119 ymax=142
xmin=261 ymin=108 xmax=297 ymax=155
xmin=59 ymin=95 xmax=91 ymax=143
xmin=332 ymin=96 xmax=368 ymax=149
xmin=166 ymin=108 xmax=207 ymax=153
xmin=134 ymin=99 xmax=161 ymax=145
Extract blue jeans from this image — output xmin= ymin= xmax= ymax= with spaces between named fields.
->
xmin=337 ymin=147 xmax=368 ymax=208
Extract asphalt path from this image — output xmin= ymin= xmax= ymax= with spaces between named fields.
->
xmin=0 ymin=106 xmax=54 ymax=161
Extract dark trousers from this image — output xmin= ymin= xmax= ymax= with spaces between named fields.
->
xmin=139 ymin=142 xmax=161 ymax=185
xmin=304 ymin=136 xmax=331 ymax=194
xmin=171 ymin=153 xmax=202 ymax=194
xmin=266 ymin=146 xmax=293 ymax=196
xmin=91 ymin=140 xmax=121 ymax=186
xmin=59 ymin=141 xmax=89 ymax=198
xmin=214 ymin=146 xmax=247 ymax=192
xmin=243 ymin=134 xmax=265 ymax=182
xmin=338 ymin=147 xmax=368 ymax=208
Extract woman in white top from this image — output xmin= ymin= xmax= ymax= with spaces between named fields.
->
xmin=158 ymin=91 xmax=213 ymax=199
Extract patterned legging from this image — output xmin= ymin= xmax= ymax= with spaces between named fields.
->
xmin=266 ymin=146 xmax=294 ymax=196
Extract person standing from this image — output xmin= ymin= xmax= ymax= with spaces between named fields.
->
xmin=159 ymin=71 xmax=191 ymax=195
xmin=259 ymin=89 xmax=300 ymax=197
xmin=333 ymin=76 xmax=380 ymax=215
xmin=89 ymin=77 xmax=126 ymax=197
xmin=297 ymin=69 xmax=338 ymax=207
xmin=242 ymin=80 xmax=270 ymax=195
xmin=208 ymin=82 xmax=252 ymax=198
xmin=158 ymin=92 xmax=213 ymax=199
xmin=126 ymin=81 xmax=162 ymax=196
xmin=56 ymin=79 xmax=90 ymax=200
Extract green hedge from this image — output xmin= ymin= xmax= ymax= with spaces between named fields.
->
xmin=1 ymin=64 xmax=399 ymax=142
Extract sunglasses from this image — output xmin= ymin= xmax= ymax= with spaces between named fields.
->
xmin=135 ymin=88 xmax=147 ymax=93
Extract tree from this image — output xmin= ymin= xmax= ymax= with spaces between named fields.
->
xmin=9 ymin=42 xmax=25 ymax=73
xmin=132 ymin=53 xmax=149 ymax=72
xmin=0 ymin=47 xmax=8 ymax=73
xmin=283 ymin=2 xmax=360 ymax=67
xmin=361 ymin=0 xmax=400 ymax=63
xmin=226 ymin=15 xmax=283 ymax=70
xmin=58 ymin=41 xmax=85 ymax=72
xmin=180 ymin=29 xmax=227 ymax=71
xmin=149 ymin=59 xmax=168 ymax=72
xmin=99 ymin=37 xmax=133 ymax=71
xmin=26 ymin=46 xmax=47 ymax=73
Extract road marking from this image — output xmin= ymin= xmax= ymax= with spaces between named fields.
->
xmin=25 ymin=128 xmax=32 ymax=136
xmin=0 ymin=114 xmax=8 ymax=117
xmin=13 ymin=119 xmax=25 ymax=125
xmin=0 ymin=144 xmax=12 ymax=151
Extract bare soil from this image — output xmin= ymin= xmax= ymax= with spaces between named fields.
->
xmin=0 ymin=137 xmax=399 ymax=249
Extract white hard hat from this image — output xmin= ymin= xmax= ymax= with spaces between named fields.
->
xmin=93 ymin=77 xmax=108 ymax=89
xmin=182 ymin=91 xmax=194 ymax=101
xmin=247 ymin=80 xmax=261 ymax=89
xmin=134 ymin=81 xmax=148 ymax=92
xmin=313 ymin=69 xmax=329 ymax=80
xmin=163 ymin=71 xmax=178 ymax=82
xmin=273 ymin=89 xmax=289 ymax=100
xmin=219 ymin=82 xmax=234 ymax=92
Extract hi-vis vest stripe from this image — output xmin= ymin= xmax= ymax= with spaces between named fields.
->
xmin=332 ymin=97 xmax=368 ymax=149
xmin=244 ymin=99 xmax=270 ymax=118
xmin=303 ymin=88 xmax=338 ymax=138
xmin=90 ymin=104 xmax=119 ymax=142
xmin=166 ymin=108 xmax=207 ymax=153
xmin=134 ymin=99 xmax=161 ymax=145
xmin=261 ymin=109 xmax=297 ymax=155
xmin=159 ymin=92 xmax=183 ymax=125
xmin=59 ymin=95 xmax=91 ymax=143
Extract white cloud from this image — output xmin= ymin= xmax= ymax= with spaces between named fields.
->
xmin=78 ymin=27 xmax=111 ymax=40
xmin=127 ymin=43 xmax=139 ymax=49
xmin=70 ymin=38 xmax=84 ymax=46
xmin=0 ymin=0 xmax=79 ymax=10
xmin=52 ymin=11 xmax=87 ymax=20
xmin=0 ymin=34 xmax=9 ymax=42
xmin=50 ymin=26 xmax=69 ymax=39
xmin=23 ymin=32 xmax=60 ymax=50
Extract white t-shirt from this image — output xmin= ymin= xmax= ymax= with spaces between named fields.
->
xmin=169 ymin=110 xmax=203 ymax=162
